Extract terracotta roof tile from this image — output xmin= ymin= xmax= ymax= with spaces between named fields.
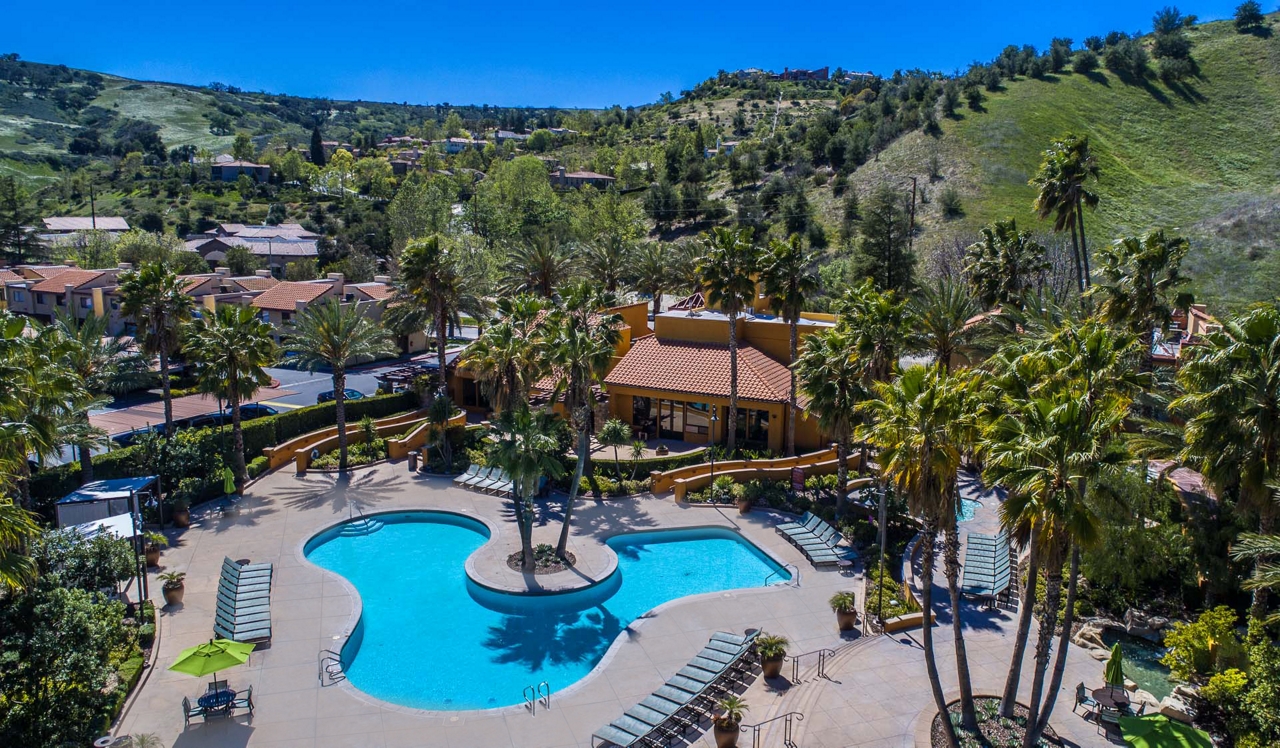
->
xmin=0 ymin=269 xmax=23 ymax=284
xmin=604 ymin=336 xmax=791 ymax=403
xmin=42 ymin=216 xmax=130 ymax=231
xmin=29 ymin=269 xmax=106 ymax=293
xmin=250 ymin=281 xmax=333 ymax=312
xmin=228 ymin=276 xmax=279 ymax=292
xmin=349 ymin=282 xmax=394 ymax=301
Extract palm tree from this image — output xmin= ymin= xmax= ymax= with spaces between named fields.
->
xmin=698 ymin=226 xmax=760 ymax=453
xmin=1231 ymin=507 xmax=1280 ymax=624
xmin=628 ymin=242 xmax=679 ymax=318
xmin=503 ymin=234 xmax=575 ymax=297
xmin=1172 ymin=304 xmax=1280 ymax=620
xmin=962 ymin=218 xmax=1050 ymax=310
xmin=839 ymin=279 xmax=909 ymax=384
xmin=0 ymin=497 xmax=39 ymax=592
xmin=760 ymin=235 xmax=819 ymax=456
xmin=858 ymin=365 xmax=973 ymax=745
xmin=486 ymin=405 xmax=567 ymax=571
xmin=395 ymin=235 xmax=489 ymax=398
xmin=795 ymin=328 xmax=866 ymax=512
xmin=1090 ymin=230 xmax=1193 ymax=372
xmin=285 ymin=299 xmax=396 ymax=472
xmin=1030 ymin=134 xmax=1100 ymax=293
xmin=546 ymin=281 xmax=621 ymax=558
xmin=462 ymin=295 xmax=547 ymax=414
xmin=118 ymin=262 xmax=193 ymax=436
xmin=584 ymin=240 xmax=631 ymax=294
xmin=908 ymin=278 xmax=984 ymax=373
xmin=183 ymin=305 xmax=277 ymax=490
xmin=51 ymin=310 xmax=148 ymax=484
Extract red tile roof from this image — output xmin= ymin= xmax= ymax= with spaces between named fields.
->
xmin=228 ymin=276 xmax=279 ymax=292
xmin=0 ymin=269 xmax=23 ymax=284
xmin=349 ymin=282 xmax=394 ymax=301
xmin=604 ymin=336 xmax=791 ymax=403
xmin=42 ymin=216 xmax=130 ymax=232
xmin=29 ymin=269 xmax=106 ymax=293
xmin=250 ymin=281 xmax=333 ymax=312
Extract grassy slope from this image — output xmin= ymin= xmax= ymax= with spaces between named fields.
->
xmin=90 ymin=75 xmax=236 ymax=152
xmin=862 ymin=16 xmax=1280 ymax=311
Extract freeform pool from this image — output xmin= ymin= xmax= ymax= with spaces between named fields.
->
xmin=303 ymin=512 xmax=790 ymax=710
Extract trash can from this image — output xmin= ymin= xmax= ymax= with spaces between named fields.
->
xmin=408 ymin=451 xmax=419 ymax=472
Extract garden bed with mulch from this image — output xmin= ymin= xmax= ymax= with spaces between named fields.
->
xmin=507 ymin=544 xmax=577 ymax=574
xmin=931 ymin=697 xmax=1060 ymax=748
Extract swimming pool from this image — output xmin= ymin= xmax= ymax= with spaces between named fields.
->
xmin=958 ymin=497 xmax=981 ymax=522
xmin=304 ymin=512 xmax=790 ymax=710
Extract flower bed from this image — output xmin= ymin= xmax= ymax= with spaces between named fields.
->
xmin=931 ymin=697 xmax=1059 ymax=748
xmin=506 ymin=544 xmax=576 ymax=574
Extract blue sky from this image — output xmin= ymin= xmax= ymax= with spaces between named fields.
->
xmin=1 ymin=1 xmax=1246 ymax=108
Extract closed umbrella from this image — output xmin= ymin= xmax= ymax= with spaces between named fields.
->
xmin=169 ymin=638 xmax=255 ymax=688
xmin=1105 ymin=642 xmax=1126 ymax=690
xmin=1120 ymin=714 xmax=1212 ymax=748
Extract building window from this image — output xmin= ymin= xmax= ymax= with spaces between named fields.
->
xmin=281 ymin=312 xmax=292 ymax=322
xmin=12 ymin=291 xmax=24 ymax=302
xmin=110 ymin=299 xmax=119 ymax=310
xmin=36 ymin=293 xmax=47 ymax=305
xmin=685 ymin=402 xmax=710 ymax=436
xmin=725 ymin=406 xmax=770 ymax=449
xmin=80 ymin=297 xmax=92 ymax=309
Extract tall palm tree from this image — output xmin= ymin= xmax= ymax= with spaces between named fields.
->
xmin=584 ymin=240 xmax=631 ymax=294
xmin=962 ymin=218 xmax=1050 ymax=310
xmin=395 ymin=235 xmax=489 ymax=398
xmin=1030 ymin=134 xmax=1100 ymax=293
xmin=1172 ymin=304 xmax=1280 ymax=620
xmin=908 ymin=278 xmax=984 ymax=373
xmin=51 ymin=310 xmax=148 ymax=484
xmin=547 ymin=281 xmax=621 ymax=559
xmin=795 ymin=328 xmax=867 ymax=513
xmin=0 ymin=497 xmax=40 ymax=592
xmin=1231 ymin=505 xmax=1280 ymax=625
xmin=1089 ymin=230 xmax=1193 ymax=373
xmin=698 ymin=226 xmax=760 ymax=453
xmin=503 ymin=234 xmax=575 ymax=298
xmin=184 ymin=305 xmax=277 ymax=490
xmin=486 ymin=405 xmax=567 ymax=571
xmin=629 ymin=242 xmax=677 ymax=318
xmin=118 ymin=262 xmax=193 ymax=436
xmin=760 ymin=235 xmax=819 ymax=456
xmin=285 ymin=299 xmax=396 ymax=472
xmin=462 ymin=295 xmax=547 ymax=414
xmin=839 ymin=279 xmax=909 ymax=384
xmin=858 ymin=365 xmax=973 ymax=745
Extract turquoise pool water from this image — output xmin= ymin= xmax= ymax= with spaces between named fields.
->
xmin=958 ymin=497 xmax=981 ymax=522
xmin=303 ymin=512 xmax=790 ymax=710
xmin=1101 ymin=629 xmax=1175 ymax=701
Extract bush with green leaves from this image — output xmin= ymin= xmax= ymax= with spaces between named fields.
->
xmin=939 ymin=187 xmax=964 ymax=218
xmin=1234 ymin=1 xmax=1265 ymax=32
xmin=31 ymin=529 xmax=136 ymax=593
xmin=1160 ymin=606 xmax=1246 ymax=681
xmin=1072 ymin=50 xmax=1100 ymax=74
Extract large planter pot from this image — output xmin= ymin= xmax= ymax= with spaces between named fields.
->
xmin=737 ymin=498 xmax=752 ymax=515
xmin=761 ymin=654 xmax=784 ymax=678
xmin=172 ymin=508 xmax=191 ymax=528
xmin=713 ymin=722 xmax=740 ymax=748
xmin=162 ymin=583 xmax=185 ymax=606
xmin=837 ymin=609 xmax=859 ymax=631
xmin=144 ymin=547 xmax=161 ymax=568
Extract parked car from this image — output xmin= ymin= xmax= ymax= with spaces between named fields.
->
xmin=186 ymin=413 xmax=229 ymax=430
xmin=317 ymin=389 xmax=364 ymax=404
xmin=235 ymin=403 xmax=278 ymax=420
xmin=112 ymin=425 xmax=163 ymax=448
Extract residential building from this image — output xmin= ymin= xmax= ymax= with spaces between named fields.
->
xmin=777 ymin=66 xmax=829 ymax=81
xmin=1152 ymin=304 xmax=1222 ymax=367
xmin=211 ymin=161 xmax=271 ymax=182
xmin=549 ymin=166 xmax=616 ymax=189
xmin=494 ymin=130 xmax=530 ymax=145
xmin=41 ymin=217 xmax=130 ymax=234
xmin=184 ymin=224 xmax=320 ymax=275
xmin=704 ymin=139 xmax=739 ymax=158
xmin=439 ymin=137 xmax=487 ymax=154
xmin=248 ymin=276 xmax=347 ymax=341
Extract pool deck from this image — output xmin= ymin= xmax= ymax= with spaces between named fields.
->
xmin=118 ymin=463 xmax=1114 ymax=748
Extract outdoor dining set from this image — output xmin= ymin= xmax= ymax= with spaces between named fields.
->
xmin=170 ymin=637 xmax=259 ymax=728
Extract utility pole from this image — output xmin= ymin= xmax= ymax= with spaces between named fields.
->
xmin=876 ymin=484 xmax=888 ymax=627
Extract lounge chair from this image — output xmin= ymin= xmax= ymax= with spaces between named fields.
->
xmin=486 ymin=472 xmax=515 ymax=496
xmin=215 ymin=620 xmax=271 ymax=643
xmin=221 ymin=564 xmax=272 ymax=585
xmin=463 ymin=466 xmax=496 ymax=487
xmin=182 ymin=696 xmax=206 ymax=727
xmin=776 ymin=511 xmax=818 ymax=535
xmin=473 ymin=468 xmax=507 ymax=492
xmin=796 ymin=526 xmax=839 ymax=550
xmin=786 ymin=517 xmax=833 ymax=544
xmin=223 ymin=557 xmax=273 ymax=574
xmin=453 ymin=464 xmax=481 ymax=485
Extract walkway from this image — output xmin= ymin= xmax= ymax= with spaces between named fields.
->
xmin=117 ymin=463 xmax=1113 ymax=747
xmin=91 ymin=387 xmax=295 ymax=435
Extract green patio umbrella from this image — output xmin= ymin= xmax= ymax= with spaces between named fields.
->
xmin=1105 ymin=642 xmax=1126 ymax=687
xmin=169 ymin=638 xmax=255 ymax=686
xmin=1119 ymin=714 xmax=1212 ymax=748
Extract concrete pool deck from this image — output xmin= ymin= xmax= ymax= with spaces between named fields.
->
xmin=118 ymin=462 xmax=1113 ymax=748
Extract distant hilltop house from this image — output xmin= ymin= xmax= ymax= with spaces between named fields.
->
xmin=183 ymin=223 xmax=319 ymax=275
xmin=1152 ymin=304 xmax=1222 ymax=368
xmin=547 ymin=128 xmax=578 ymax=137
xmin=377 ymin=135 xmax=428 ymax=149
xmin=494 ymin=130 xmax=530 ymax=144
xmin=549 ymin=166 xmax=615 ymax=190
xmin=704 ymin=139 xmax=739 ymax=158
xmin=439 ymin=137 xmax=487 ymax=154
xmin=34 ymin=216 xmax=131 ymax=249
xmin=211 ymin=160 xmax=271 ymax=182
xmin=778 ymin=66 xmax=829 ymax=81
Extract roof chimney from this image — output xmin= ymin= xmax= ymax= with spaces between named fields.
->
xmin=215 ymin=267 xmax=230 ymax=276
xmin=373 ymin=275 xmax=391 ymax=284
xmin=254 ymin=269 xmax=272 ymax=277
xmin=118 ymin=262 xmax=133 ymax=271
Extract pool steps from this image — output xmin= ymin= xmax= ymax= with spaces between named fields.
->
xmin=337 ymin=517 xmax=384 ymax=537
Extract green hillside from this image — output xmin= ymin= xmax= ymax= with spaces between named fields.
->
xmin=852 ymin=16 xmax=1280 ymax=309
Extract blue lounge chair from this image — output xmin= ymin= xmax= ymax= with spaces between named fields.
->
xmin=453 ymin=464 xmax=481 ymax=485
xmin=776 ymin=511 xmax=817 ymax=535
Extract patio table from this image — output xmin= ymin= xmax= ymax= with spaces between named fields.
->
xmin=197 ymin=688 xmax=236 ymax=716
xmin=1093 ymin=686 xmax=1130 ymax=710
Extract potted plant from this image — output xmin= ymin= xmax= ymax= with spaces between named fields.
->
xmin=829 ymin=591 xmax=859 ymax=631
xmin=143 ymin=531 xmax=168 ymax=567
xmin=170 ymin=497 xmax=191 ymax=528
xmin=159 ymin=571 xmax=186 ymax=606
xmin=712 ymin=694 xmax=748 ymax=748
xmin=756 ymin=633 xmax=789 ymax=678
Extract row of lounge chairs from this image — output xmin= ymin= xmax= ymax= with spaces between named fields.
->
xmin=215 ymin=557 xmax=273 ymax=643
xmin=453 ymin=465 xmax=515 ymax=496
xmin=593 ymin=630 xmax=760 ymax=748
xmin=775 ymin=512 xmax=858 ymax=567
xmin=961 ymin=531 xmax=1012 ymax=601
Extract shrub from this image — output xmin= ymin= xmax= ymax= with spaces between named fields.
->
xmin=137 ymin=623 xmax=156 ymax=648
xmin=1072 ymin=50 xmax=1100 ymax=74
xmin=246 ymin=455 xmax=269 ymax=479
xmin=939 ymin=187 xmax=964 ymax=218
xmin=1160 ymin=606 xmax=1245 ymax=681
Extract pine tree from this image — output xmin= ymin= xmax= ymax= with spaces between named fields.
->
xmin=310 ymin=126 xmax=326 ymax=167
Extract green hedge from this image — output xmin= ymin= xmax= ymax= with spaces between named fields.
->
xmin=589 ymin=449 xmax=708 ymax=476
xmin=30 ymin=391 xmax=420 ymax=510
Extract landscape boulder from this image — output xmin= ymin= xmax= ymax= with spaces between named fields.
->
xmin=1124 ymin=608 xmax=1170 ymax=641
